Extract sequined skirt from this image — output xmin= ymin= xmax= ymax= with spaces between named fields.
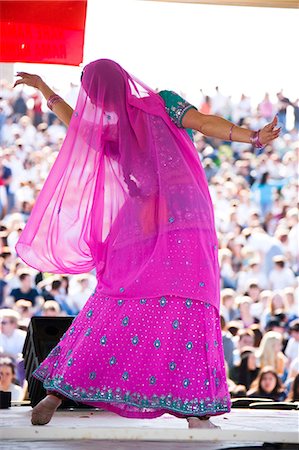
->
xmin=32 ymin=291 xmax=231 ymax=419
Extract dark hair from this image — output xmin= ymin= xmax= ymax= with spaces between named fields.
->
xmin=289 ymin=318 xmax=299 ymax=333
xmin=60 ymin=275 xmax=69 ymax=294
xmin=249 ymin=366 xmax=285 ymax=397
xmin=287 ymin=374 xmax=299 ymax=402
xmin=51 ymin=280 xmax=62 ymax=291
xmin=19 ymin=272 xmax=30 ymax=281
xmin=0 ymin=357 xmax=16 ymax=376
xmin=249 ymin=324 xmax=263 ymax=347
xmin=238 ymin=348 xmax=259 ymax=390
xmin=220 ymin=315 xmax=226 ymax=330
xmin=259 ymin=172 xmax=269 ymax=185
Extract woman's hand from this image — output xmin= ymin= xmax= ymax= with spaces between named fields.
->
xmin=259 ymin=116 xmax=281 ymax=146
xmin=13 ymin=72 xmax=73 ymax=127
xmin=13 ymin=72 xmax=43 ymax=90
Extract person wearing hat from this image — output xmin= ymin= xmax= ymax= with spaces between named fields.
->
xmin=68 ymin=275 xmax=94 ymax=314
xmin=269 ymin=255 xmax=296 ymax=290
xmin=237 ymin=258 xmax=268 ymax=293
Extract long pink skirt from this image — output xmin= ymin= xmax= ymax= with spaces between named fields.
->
xmin=33 ymin=290 xmax=231 ymax=418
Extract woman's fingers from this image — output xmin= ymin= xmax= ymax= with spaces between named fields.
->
xmin=13 ymin=76 xmax=28 ymax=87
xmin=13 ymin=73 xmax=41 ymax=89
xmin=15 ymin=71 xmax=32 ymax=76
xmin=265 ymin=115 xmax=278 ymax=131
xmin=13 ymin=79 xmax=23 ymax=87
xmin=261 ymin=123 xmax=281 ymax=145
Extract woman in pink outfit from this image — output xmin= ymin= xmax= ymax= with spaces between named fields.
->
xmin=13 ymin=59 xmax=280 ymax=428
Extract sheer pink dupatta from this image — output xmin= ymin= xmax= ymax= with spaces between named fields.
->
xmin=16 ymin=59 xmax=220 ymax=311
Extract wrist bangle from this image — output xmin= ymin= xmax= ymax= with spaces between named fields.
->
xmin=47 ymin=94 xmax=63 ymax=111
xmin=250 ymin=130 xmax=264 ymax=148
xmin=229 ymin=124 xmax=234 ymax=141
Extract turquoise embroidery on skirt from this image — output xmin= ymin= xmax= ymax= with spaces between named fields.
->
xmin=33 ymin=369 xmax=229 ymax=416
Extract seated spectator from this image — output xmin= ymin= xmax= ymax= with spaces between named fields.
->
xmin=237 ymin=258 xmax=268 ymax=293
xmin=224 ymin=359 xmax=247 ymax=399
xmin=68 ymin=274 xmax=94 ymax=314
xmin=244 ymin=280 xmax=265 ymax=319
xmin=227 ymin=320 xmax=243 ymax=338
xmin=0 ymin=357 xmax=24 ymax=401
xmin=6 ymin=271 xmax=44 ymax=311
xmin=257 ymin=331 xmax=288 ymax=378
xmin=3 ymin=259 xmax=26 ymax=291
xmin=230 ymin=347 xmax=259 ymax=390
xmin=47 ymin=117 xmax=65 ymax=144
xmin=262 ymin=290 xmax=289 ymax=329
xmin=232 ymin=328 xmax=255 ymax=367
xmin=286 ymin=373 xmax=299 ymax=402
xmin=287 ymin=357 xmax=299 ymax=382
xmin=220 ymin=288 xmax=238 ymax=323
xmin=284 ymin=319 xmax=299 ymax=368
xmin=13 ymin=299 xmax=34 ymax=328
xmin=265 ymin=317 xmax=286 ymax=335
xmin=219 ymin=248 xmax=237 ymax=289
xmin=283 ymin=287 xmax=299 ymax=321
xmin=247 ymin=366 xmax=287 ymax=401
xmin=269 ymin=255 xmax=296 ymax=290
xmin=235 ymin=295 xmax=259 ymax=327
xmin=40 ymin=279 xmax=73 ymax=315
xmin=0 ymin=246 xmax=13 ymax=275
xmin=0 ymin=309 xmax=26 ymax=360
xmin=249 ymin=323 xmax=263 ymax=347
xmin=220 ymin=315 xmax=235 ymax=370
xmin=42 ymin=300 xmax=61 ymax=317
xmin=17 ymin=115 xmax=36 ymax=148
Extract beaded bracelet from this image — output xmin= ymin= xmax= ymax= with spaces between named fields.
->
xmin=47 ymin=94 xmax=63 ymax=111
xmin=250 ymin=130 xmax=264 ymax=148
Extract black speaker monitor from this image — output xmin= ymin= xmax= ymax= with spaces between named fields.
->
xmin=23 ymin=316 xmax=93 ymax=409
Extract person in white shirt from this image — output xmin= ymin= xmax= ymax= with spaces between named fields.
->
xmin=269 ymin=256 xmax=296 ymax=291
xmin=64 ymin=82 xmax=80 ymax=109
xmin=285 ymin=320 xmax=299 ymax=367
xmin=283 ymin=287 xmax=299 ymax=319
xmin=17 ymin=115 xmax=36 ymax=148
xmin=0 ymin=309 xmax=26 ymax=360
xmin=233 ymin=94 xmax=252 ymax=126
xmin=68 ymin=275 xmax=95 ymax=314
xmin=237 ymin=258 xmax=268 ymax=293
xmin=0 ymin=357 xmax=24 ymax=401
xmin=211 ymin=86 xmax=228 ymax=116
xmin=47 ymin=117 xmax=66 ymax=145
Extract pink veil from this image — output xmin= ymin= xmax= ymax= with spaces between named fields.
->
xmin=15 ymin=59 xmax=220 ymax=310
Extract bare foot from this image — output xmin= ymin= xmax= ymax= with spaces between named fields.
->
xmin=187 ymin=417 xmax=221 ymax=429
xmin=31 ymin=394 xmax=62 ymax=425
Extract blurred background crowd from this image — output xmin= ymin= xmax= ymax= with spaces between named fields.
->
xmin=0 ymin=80 xmax=298 ymax=404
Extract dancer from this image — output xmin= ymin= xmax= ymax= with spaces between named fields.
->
xmin=13 ymin=59 xmax=280 ymax=428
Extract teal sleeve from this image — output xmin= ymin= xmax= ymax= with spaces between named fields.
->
xmin=158 ymin=90 xmax=197 ymax=141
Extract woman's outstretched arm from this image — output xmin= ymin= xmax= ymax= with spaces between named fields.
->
xmin=13 ymin=72 xmax=74 ymax=127
xmin=182 ymin=108 xmax=281 ymax=147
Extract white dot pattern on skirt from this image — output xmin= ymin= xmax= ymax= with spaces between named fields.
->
xmin=33 ymin=292 xmax=231 ymax=418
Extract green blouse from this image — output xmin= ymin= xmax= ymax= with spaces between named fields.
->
xmin=158 ymin=90 xmax=197 ymax=141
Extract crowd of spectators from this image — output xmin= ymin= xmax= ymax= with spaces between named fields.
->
xmin=0 ymin=79 xmax=298 ymax=404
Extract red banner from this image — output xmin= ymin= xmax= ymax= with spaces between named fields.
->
xmin=0 ymin=1 xmax=87 ymax=65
